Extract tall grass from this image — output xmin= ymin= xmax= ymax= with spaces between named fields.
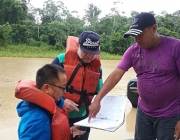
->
xmin=0 ymin=44 xmax=122 ymax=60
xmin=100 ymin=52 xmax=121 ymax=60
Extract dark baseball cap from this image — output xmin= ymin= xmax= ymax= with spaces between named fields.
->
xmin=124 ymin=12 xmax=156 ymax=38
xmin=78 ymin=31 xmax=100 ymax=54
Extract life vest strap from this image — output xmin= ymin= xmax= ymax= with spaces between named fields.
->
xmin=67 ymin=64 xmax=81 ymax=87
xmin=66 ymin=88 xmax=98 ymax=117
xmin=66 ymin=86 xmax=96 ymax=101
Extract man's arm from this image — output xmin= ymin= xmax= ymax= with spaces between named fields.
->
xmin=18 ymin=109 xmax=51 ymax=140
xmin=175 ymin=121 xmax=180 ymax=140
xmin=88 ymin=68 xmax=126 ymax=122
xmin=51 ymin=53 xmax=65 ymax=68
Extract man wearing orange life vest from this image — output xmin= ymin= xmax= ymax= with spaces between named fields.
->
xmin=15 ymin=64 xmax=85 ymax=140
xmin=52 ymin=31 xmax=103 ymax=140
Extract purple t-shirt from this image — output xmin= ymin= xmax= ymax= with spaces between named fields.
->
xmin=117 ymin=36 xmax=180 ymax=117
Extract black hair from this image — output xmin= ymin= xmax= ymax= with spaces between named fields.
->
xmin=36 ymin=64 xmax=65 ymax=89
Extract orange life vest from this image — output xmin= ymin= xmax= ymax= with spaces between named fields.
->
xmin=64 ymin=36 xmax=101 ymax=108
xmin=15 ymin=79 xmax=71 ymax=140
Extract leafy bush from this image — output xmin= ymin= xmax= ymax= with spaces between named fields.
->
xmin=0 ymin=23 xmax=12 ymax=47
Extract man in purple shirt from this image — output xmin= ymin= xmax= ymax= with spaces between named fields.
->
xmin=88 ymin=12 xmax=180 ymax=140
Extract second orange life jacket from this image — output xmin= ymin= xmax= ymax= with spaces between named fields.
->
xmin=64 ymin=36 xmax=101 ymax=110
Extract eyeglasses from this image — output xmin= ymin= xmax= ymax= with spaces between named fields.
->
xmin=49 ymin=84 xmax=66 ymax=92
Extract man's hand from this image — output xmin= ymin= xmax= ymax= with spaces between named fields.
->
xmin=175 ymin=120 xmax=180 ymax=140
xmin=70 ymin=126 xmax=86 ymax=138
xmin=64 ymin=99 xmax=79 ymax=112
xmin=88 ymin=100 xmax=101 ymax=123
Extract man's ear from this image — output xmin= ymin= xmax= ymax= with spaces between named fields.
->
xmin=152 ymin=24 xmax=157 ymax=33
xmin=42 ymin=84 xmax=50 ymax=93
xmin=77 ymin=45 xmax=80 ymax=51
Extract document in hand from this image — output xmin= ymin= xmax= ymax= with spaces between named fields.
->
xmin=74 ymin=95 xmax=127 ymax=132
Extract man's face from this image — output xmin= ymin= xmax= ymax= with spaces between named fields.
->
xmin=134 ymin=25 xmax=157 ymax=49
xmin=77 ymin=47 xmax=96 ymax=63
xmin=48 ymin=72 xmax=67 ymax=101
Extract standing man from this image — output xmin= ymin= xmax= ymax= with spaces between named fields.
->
xmin=88 ymin=12 xmax=180 ymax=140
xmin=52 ymin=31 xmax=103 ymax=140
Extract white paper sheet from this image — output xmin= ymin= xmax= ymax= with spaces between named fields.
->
xmin=74 ymin=95 xmax=126 ymax=132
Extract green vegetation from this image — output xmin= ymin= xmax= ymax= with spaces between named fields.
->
xmin=0 ymin=45 xmax=122 ymax=60
xmin=0 ymin=0 xmax=180 ymax=57
xmin=0 ymin=45 xmax=60 ymax=58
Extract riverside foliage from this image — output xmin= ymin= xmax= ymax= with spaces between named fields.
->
xmin=0 ymin=0 xmax=180 ymax=55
